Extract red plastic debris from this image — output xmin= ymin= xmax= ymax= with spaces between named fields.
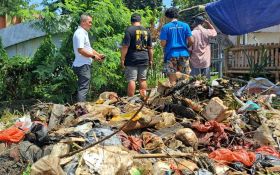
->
xmin=209 ymin=148 xmax=256 ymax=167
xmin=0 ymin=127 xmax=25 ymax=143
xmin=256 ymin=146 xmax=280 ymax=158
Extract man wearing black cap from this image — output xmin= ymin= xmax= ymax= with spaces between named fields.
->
xmin=190 ymin=16 xmax=217 ymax=79
xmin=121 ymin=13 xmax=153 ymax=98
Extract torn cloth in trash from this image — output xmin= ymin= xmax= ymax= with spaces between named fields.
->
xmin=192 ymin=120 xmax=230 ymax=148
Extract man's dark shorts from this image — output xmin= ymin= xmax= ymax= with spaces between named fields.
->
xmin=125 ymin=66 xmax=148 ymax=81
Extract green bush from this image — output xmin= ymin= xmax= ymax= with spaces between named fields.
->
xmin=0 ymin=36 xmax=76 ymax=103
xmin=147 ymin=42 xmax=165 ymax=88
xmin=0 ymin=0 xmax=164 ymax=103
xmin=0 ymin=56 xmax=33 ymax=100
xmin=31 ymin=36 xmax=76 ymax=103
xmin=0 ymin=37 xmax=8 ymax=98
xmin=90 ymin=34 xmax=126 ymax=97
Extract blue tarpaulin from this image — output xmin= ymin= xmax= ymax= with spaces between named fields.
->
xmin=205 ymin=0 xmax=280 ymax=35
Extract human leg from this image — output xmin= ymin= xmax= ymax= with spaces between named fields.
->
xmin=201 ymin=67 xmax=211 ymax=79
xmin=163 ymin=58 xmax=177 ymax=86
xmin=125 ymin=66 xmax=138 ymax=97
xmin=190 ymin=67 xmax=201 ymax=77
xmin=127 ymin=80 xmax=136 ymax=97
xmin=73 ymin=64 xmax=91 ymax=102
xmin=178 ymin=57 xmax=191 ymax=75
xmin=138 ymin=66 xmax=148 ymax=97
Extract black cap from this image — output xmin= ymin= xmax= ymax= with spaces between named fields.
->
xmin=194 ymin=16 xmax=205 ymax=25
xmin=131 ymin=13 xmax=141 ymax=23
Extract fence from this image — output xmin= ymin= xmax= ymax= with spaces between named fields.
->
xmin=224 ymin=43 xmax=280 ymax=82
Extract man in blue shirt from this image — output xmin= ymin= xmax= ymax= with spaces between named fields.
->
xmin=160 ymin=7 xmax=193 ymax=85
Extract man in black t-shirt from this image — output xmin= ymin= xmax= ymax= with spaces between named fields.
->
xmin=121 ymin=13 xmax=153 ymax=97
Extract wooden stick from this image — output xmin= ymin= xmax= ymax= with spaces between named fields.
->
xmin=133 ymin=153 xmax=195 ymax=159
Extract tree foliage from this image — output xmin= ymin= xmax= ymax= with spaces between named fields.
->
xmin=172 ymin=0 xmax=215 ymax=24
xmin=123 ymin=0 xmax=162 ymax=10
xmin=0 ymin=0 xmax=38 ymax=20
xmin=172 ymin=0 xmax=215 ymax=9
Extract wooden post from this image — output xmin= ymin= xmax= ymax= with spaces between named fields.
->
xmin=275 ymin=43 xmax=280 ymax=82
xmin=224 ymin=49 xmax=229 ymax=76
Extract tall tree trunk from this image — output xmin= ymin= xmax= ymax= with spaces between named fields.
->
xmin=12 ymin=16 xmax=22 ymax=25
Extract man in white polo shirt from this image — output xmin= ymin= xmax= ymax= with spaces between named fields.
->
xmin=73 ymin=14 xmax=104 ymax=102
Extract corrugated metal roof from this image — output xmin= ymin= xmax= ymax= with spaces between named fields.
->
xmin=0 ymin=16 xmax=71 ymax=48
xmin=0 ymin=21 xmax=45 ymax=48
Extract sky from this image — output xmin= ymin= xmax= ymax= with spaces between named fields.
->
xmin=163 ymin=0 xmax=172 ymax=7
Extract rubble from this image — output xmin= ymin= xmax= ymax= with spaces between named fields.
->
xmin=0 ymin=78 xmax=280 ymax=175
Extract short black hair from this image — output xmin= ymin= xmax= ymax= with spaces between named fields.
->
xmin=131 ymin=13 xmax=141 ymax=23
xmin=194 ymin=16 xmax=205 ymax=25
xmin=165 ymin=7 xmax=179 ymax=19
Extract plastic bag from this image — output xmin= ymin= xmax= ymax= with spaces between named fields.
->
xmin=0 ymin=127 xmax=25 ymax=143
xmin=209 ymin=148 xmax=256 ymax=166
xmin=31 ymin=155 xmax=65 ymax=175
xmin=238 ymin=100 xmax=260 ymax=113
xmin=110 ymin=111 xmax=142 ymax=122
xmin=85 ymin=128 xmax=122 ymax=146
xmin=15 ymin=116 xmax=32 ymax=131
xmin=79 ymin=146 xmax=133 ymax=175
xmin=26 ymin=122 xmax=49 ymax=146
xmin=256 ymin=146 xmax=280 ymax=158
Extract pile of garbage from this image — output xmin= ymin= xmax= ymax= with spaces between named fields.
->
xmin=1 ymin=77 xmax=280 ymax=175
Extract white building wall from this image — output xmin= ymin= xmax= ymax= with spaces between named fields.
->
xmin=246 ymin=32 xmax=280 ymax=45
xmin=5 ymin=34 xmax=64 ymax=57
xmin=228 ymin=25 xmax=280 ymax=45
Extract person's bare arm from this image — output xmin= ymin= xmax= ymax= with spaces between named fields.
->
xmin=78 ymin=48 xmax=95 ymax=58
xmin=204 ymin=20 xmax=217 ymax=36
xmin=92 ymin=50 xmax=104 ymax=59
xmin=148 ymin=47 xmax=153 ymax=66
xmin=78 ymin=48 xmax=104 ymax=61
xmin=121 ymin=46 xmax=128 ymax=68
xmin=204 ymin=20 xmax=215 ymax=29
xmin=187 ymin=36 xmax=194 ymax=47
